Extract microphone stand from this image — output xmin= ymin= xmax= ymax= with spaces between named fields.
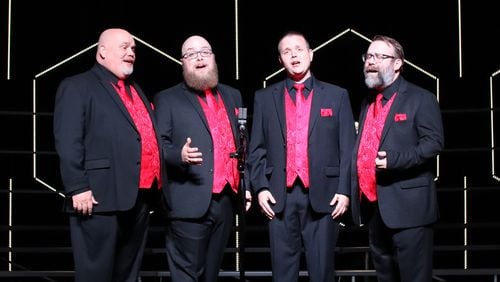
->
xmin=230 ymin=108 xmax=248 ymax=281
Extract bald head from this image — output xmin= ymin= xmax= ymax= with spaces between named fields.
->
xmin=181 ymin=35 xmax=212 ymax=57
xmin=96 ymin=28 xmax=136 ymax=79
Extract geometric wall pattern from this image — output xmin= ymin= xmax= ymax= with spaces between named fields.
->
xmin=1 ymin=0 xmax=499 ymax=280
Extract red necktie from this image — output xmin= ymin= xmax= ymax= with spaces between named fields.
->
xmin=294 ymin=83 xmax=305 ymax=103
xmin=204 ymin=89 xmax=217 ymax=111
xmin=117 ymin=80 xmax=132 ymax=100
xmin=293 ymin=83 xmax=310 ymax=188
xmin=374 ymin=93 xmax=383 ymax=116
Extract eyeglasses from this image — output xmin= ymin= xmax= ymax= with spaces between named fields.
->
xmin=182 ymin=50 xmax=213 ymax=60
xmin=362 ymin=53 xmax=395 ymax=62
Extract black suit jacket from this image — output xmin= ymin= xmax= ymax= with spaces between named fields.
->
xmin=54 ymin=64 xmax=164 ymax=213
xmin=154 ymin=82 xmax=243 ymax=219
xmin=248 ymin=77 xmax=355 ymax=213
xmin=351 ymin=76 xmax=445 ymax=228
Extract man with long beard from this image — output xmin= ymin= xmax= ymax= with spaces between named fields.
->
xmin=154 ymin=35 xmax=251 ymax=282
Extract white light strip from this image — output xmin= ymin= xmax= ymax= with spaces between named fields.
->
xmin=34 ymin=76 xmax=65 ymax=197
xmin=404 ymin=60 xmax=436 ymax=80
xmin=350 ymin=29 xmax=371 ymax=42
xmin=265 ymin=29 xmax=352 ymax=83
xmin=35 ymin=177 xmax=65 ymax=197
xmin=490 ymin=73 xmax=500 ymax=181
xmin=235 ymin=215 xmax=240 ymax=272
xmin=491 ymin=76 xmax=498 ymax=180
xmin=235 ymin=0 xmax=240 ymax=274
xmin=234 ymin=0 xmax=239 ymax=80
xmin=33 ymin=79 xmax=36 ymax=178
xmin=35 ymin=44 xmax=98 ymax=78
xmin=264 ymin=67 xmax=285 ymax=82
xmin=313 ymin=28 xmax=350 ymax=52
xmin=436 ymin=78 xmax=440 ymax=102
xmin=7 ymin=0 xmax=12 ymax=79
xmin=8 ymin=178 xmax=13 ymax=271
xmin=133 ymin=36 xmax=181 ymax=65
xmin=436 ymin=78 xmax=440 ymax=180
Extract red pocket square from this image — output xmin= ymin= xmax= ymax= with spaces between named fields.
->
xmin=234 ymin=108 xmax=239 ymax=116
xmin=321 ymin=108 xmax=333 ymax=117
xmin=394 ymin=113 xmax=407 ymax=121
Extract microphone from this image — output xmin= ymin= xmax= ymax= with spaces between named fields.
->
xmin=237 ymin=107 xmax=247 ymax=131
xmin=230 ymin=107 xmax=248 ymax=168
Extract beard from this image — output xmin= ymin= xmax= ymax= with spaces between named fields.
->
xmin=121 ymin=65 xmax=134 ymax=76
xmin=183 ymin=62 xmax=219 ymax=91
xmin=364 ymin=68 xmax=395 ymax=89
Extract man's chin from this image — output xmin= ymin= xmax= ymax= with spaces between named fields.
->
xmin=364 ymin=77 xmax=381 ymax=89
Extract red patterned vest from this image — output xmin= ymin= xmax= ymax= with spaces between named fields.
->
xmin=357 ymin=93 xmax=397 ymax=201
xmin=198 ymin=90 xmax=239 ymax=194
xmin=285 ymin=84 xmax=313 ymax=188
xmin=113 ymin=81 xmax=161 ymax=189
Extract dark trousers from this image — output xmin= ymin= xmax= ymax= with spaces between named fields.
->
xmin=69 ymin=190 xmax=152 ymax=282
xmin=268 ymin=182 xmax=339 ymax=282
xmin=362 ymin=199 xmax=434 ymax=282
xmin=165 ymin=187 xmax=235 ymax=282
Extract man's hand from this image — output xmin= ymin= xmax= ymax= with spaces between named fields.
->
xmin=245 ymin=190 xmax=252 ymax=211
xmin=330 ymin=194 xmax=349 ymax=219
xmin=182 ymin=137 xmax=203 ymax=165
xmin=72 ymin=190 xmax=98 ymax=216
xmin=375 ymin=151 xmax=387 ymax=169
xmin=258 ymin=190 xmax=276 ymax=219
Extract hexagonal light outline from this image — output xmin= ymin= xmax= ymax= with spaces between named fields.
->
xmin=32 ymin=35 xmax=181 ymax=198
xmin=262 ymin=28 xmax=441 ymax=179
xmin=490 ymin=69 xmax=500 ymax=181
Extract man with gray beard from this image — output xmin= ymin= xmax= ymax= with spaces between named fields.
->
xmin=351 ymin=35 xmax=444 ymax=282
xmin=153 ymin=35 xmax=252 ymax=282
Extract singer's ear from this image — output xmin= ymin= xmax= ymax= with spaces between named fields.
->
xmin=98 ymin=44 xmax=106 ymax=59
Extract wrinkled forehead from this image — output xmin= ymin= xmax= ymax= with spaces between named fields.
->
xmin=367 ymin=40 xmax=394 ymax=54
xmin=182 ymin=36 xmax=212 ymax=53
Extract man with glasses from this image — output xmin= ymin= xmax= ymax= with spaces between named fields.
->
xmin=352 ymin=35 xmax=444 ymax=282
xmin=153 ymin=35 xmax=252 ymax=282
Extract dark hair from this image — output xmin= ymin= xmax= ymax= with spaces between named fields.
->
xmin=372 ymin=35 xmax=404 ymax=62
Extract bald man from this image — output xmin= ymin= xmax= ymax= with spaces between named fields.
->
xmin=54 ymin=28 xmax=164 ymax=281
xmin=154 ymin=35 xmax=251 ymax=282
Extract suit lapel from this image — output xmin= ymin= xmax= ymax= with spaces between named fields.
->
xmin=218 ymin=87 xmax=239 ymax=145
xmin=308 ymin=82 xmax=324 ymax=136
xmin=272 ymin=82 xmax=287 ymax=140
xmin=101 ymin=79 xmax=138 ymax=132
xmin=355 ymin=99 xmax=371 ymax=153
xmin=183 ymin=87 xmax=210 ymax=132
xmin=380 ymin=79 xmax=408 ymax=144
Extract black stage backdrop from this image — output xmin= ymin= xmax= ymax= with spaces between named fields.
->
xmin=1 ymin=1 xmax=499 ymax=281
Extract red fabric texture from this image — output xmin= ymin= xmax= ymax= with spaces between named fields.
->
xmin=285 ymin=83 xmax=313 ymax=188
xmin=357 ymin=93 xmax=397 ymax=201
xmin=113 ymin=80 xmax=161 ymax=189
xmin=198 ymin=89 xmax=239 ymax=194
